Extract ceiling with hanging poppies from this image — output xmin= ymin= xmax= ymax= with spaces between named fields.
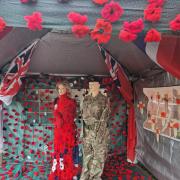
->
xmin=0 ymin=0 xmax=179 ymax=44
xmin=0 ymin=0 xmax=179 ymax=76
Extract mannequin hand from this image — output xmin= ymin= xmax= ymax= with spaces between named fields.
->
xmin=74 ymin=164 xmax=79 ymax=167
xmin=54 ymin=104 xmax=58 ymax=110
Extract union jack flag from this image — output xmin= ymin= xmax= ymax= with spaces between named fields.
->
xmin=0 ymin=40 xmax=38 ymax=105
xmin=98 ymin=45 xmax=133 ymax=102
xmin=99 ymin=45 xmax=136 ymax=162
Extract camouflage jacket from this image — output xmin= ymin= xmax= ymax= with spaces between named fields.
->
xmin=81 ymin=93 xmax=110 ymax=138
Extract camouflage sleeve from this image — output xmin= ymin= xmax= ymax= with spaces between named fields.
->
xmin=81 ymin=96 xmax=87 ymax=119
xmin=95 ymin=98 xmax=111 ymax=138
xmin=100 ymin=98 xmax=111 ymax=122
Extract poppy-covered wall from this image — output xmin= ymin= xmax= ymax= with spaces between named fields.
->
xmin=0 ymin=75 xmax=131 ymax=179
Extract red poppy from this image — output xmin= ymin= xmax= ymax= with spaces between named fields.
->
xmin=24 ymin=11 xmax=43 ymax=31
xmin=91 ymin=18 xmax=112 ymax=44
xmin=118 ymin=29 xmax=137 ymax=42
xmin=20 ymin=0 xmax=37 ymax=3
xmin=169 ymin=14 xmax=180 ymax=31
xmin=0 ymin=17 xmax=6 ymax=32
xmin=67 ymin=12 xmax=88 ymax=25
xmin=123 ymin=18 xmax=144 ymax=34
xmin=101 ymin=1 xmax=124 ymax=23
xmin=144 ymin=28 xmax=161 ymax=42
xmin=148 ymin=0 xmax=165 ymax=6
xmin=71 ymin=25 xmax=90 ymax=38
xmin=144 ymin=4 xmax=162 ymax=22
xmin=160 ymin=112 xmax=166 ymax=118
xmin=20 ymin=0 xmax=29 ymax=3
xmin=92 ymin=0 xmax=108 ymax=5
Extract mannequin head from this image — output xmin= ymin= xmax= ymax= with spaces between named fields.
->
xmin=56 ymin=81 xmax=71 ymax=96
xmin=89 ymin=81 xmax=100 ymax=97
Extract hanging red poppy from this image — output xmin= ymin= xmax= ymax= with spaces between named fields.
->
xmin=148 ymin=0 xmax=165 ymax=6
xmin=144 ymin=4 xmax=162 ymax=22
xmin=91 ymin=18 xmax=112 ymax=44
xmin=92 ymin=0 xmax=108 ymax=5
xmin=71 ymin=25 xmax=90 ymax=38
xmin=20 ymin=0 xmax=30 ymax=3
xmin=24 ymin=11 xmax=43 ymax=31
xmin=101 ymin=1 xmax=124 ymax=23
xmin=20 ymin=0 xmax=37 ymax=3
xmin=144 ymin=28 xmax=161 ymax=42
xmin=0 ymin=17 xmax=6 ymax=32
xmin=118 ymin=29 xmax=137 ymax=42
xmin=169 ymin=14 xmax=180 ymax=31
xmin=67 ymin=12 xmax=88 ymax=25
xmin=123 ymin=18 xmax=144 ymax=34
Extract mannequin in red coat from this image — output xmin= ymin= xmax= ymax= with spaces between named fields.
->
xmin=48 ymin=81 xmax=77 ymax=180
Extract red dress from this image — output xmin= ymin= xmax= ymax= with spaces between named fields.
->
xmin=48 ymin=93 xmax=77 ymax=180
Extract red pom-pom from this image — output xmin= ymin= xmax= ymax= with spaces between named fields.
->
xmin=31 ymin=142 xmax=36 ymax=145
xmin=71 ymin=25 xmax=90 ymax=38
xmin=8 ymin=134 xmax=13 ymax=138
xmin=148 ymin=0 xmax=165 ymax=6
xmin=20 ymin=0 xmax=37 ymax=3
xmin=169 ymin=14 xmax=180 ymax=31
xmin=118 ymin=29 xmax=137 ymax=42
xmin=101 ymin=1 xmax=124 ymax=23
xmin=20 ymin=0 xmax=37 ymax=4
xmin=92 ymin=0 xmax=108 ymax=5
xmin=20 ymin=0 xmax=29 ymax=3
xmin=24 ymin=11 xmax=43 ymax=31
xmin=67 ymin=12 xmax=88 ymax=25
xmin=144 ymin=4 xmax=162 ymax=22
xmin=91 ymin=18 xmax=112 ymax=44
xmin=0 ymin=17 xmax=6 ymax=32
xmin=34 ymin=172 xmax=39 ymax=176
xmin=123 ymin=18 xmax=144 ymax=34
xmin=144 ymin=28 xmax=161 ymax=42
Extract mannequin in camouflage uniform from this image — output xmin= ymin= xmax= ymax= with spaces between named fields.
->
xmin=80 ymin=81 xmax=110 ymax=180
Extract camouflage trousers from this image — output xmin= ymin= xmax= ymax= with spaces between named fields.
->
xmin=80 ymin=128 xmax=109 ymax=180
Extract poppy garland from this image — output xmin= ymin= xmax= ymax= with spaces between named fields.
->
xmin=0 ymin=0 xmax=179 ymax=43
xmin=66 ymin=0 xmax=179 ymax=43
xmin=91 ymin=18 xmax=112 ymax=44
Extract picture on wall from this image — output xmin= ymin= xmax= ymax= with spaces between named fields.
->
xmin=143 ymin=86 xmax=180 ymax=141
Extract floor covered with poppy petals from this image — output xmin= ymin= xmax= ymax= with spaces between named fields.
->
xmin=0 ymin=155 xmax=155 ymax=180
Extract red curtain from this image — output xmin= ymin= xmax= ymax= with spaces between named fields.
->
xmin=117 ymin=68 xmax=136 ymax=162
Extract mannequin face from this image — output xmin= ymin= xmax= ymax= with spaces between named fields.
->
xmin=57 ymin=84 xmax=67 ymax=96
xmin=89 ymin=82 xmax=100 ymax=94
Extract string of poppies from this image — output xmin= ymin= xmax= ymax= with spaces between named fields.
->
xmin=67 ymin=0 xmax=179 ymax=43
xmin=0 ymin=0 xmax=179 ymax=43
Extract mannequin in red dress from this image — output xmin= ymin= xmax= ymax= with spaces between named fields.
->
xmin=48 ymin=81 xmax=77 ymax=180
